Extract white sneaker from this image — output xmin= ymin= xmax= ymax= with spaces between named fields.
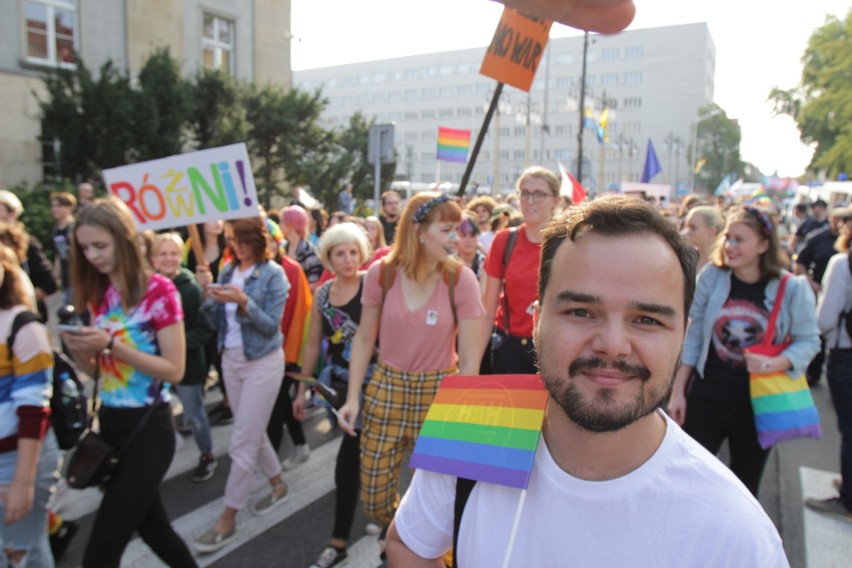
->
xmin=281 ymin=444 xmax=311 ymax=470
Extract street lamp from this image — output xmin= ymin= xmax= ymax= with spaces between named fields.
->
xmin=689 ymin=108 xmax=723 ymax=192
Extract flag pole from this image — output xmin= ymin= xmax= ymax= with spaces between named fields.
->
xmin=501 ymin=489 xmax=528 ymax=568
xmin=457 ymin=82 xmax=504 ymax=197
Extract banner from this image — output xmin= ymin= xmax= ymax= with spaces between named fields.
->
xmin=103 ymin=143 xmax=259 ymax=231
xmin=480 ymin=8 xmax=552 ymax=92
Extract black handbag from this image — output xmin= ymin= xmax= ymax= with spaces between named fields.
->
xmin=65 ymin=361 xmax=161 ymax=489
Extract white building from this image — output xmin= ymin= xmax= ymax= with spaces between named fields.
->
xmin=295 ymin=22 xmax=715 ymax=194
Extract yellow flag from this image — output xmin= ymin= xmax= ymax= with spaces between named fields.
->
xmin=694 ymin=158 xmax=707 ymax=174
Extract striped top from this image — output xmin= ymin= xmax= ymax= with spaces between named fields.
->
xmin=0 ymin=306 xmax=53 ymax=449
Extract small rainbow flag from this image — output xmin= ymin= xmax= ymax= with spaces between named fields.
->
xmin=436 ymin=127 xmax=472 ymax=164
xmin=409 ymin=374 xmax=548 ymax=489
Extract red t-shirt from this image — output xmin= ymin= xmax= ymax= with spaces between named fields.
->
xmin=484 ymin=225 xmax=541 ymax=337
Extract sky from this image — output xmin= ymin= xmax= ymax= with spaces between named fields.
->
xmin=291 ymin=1 xmax=850 ymax=179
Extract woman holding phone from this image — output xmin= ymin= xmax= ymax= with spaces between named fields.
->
xmin=62 ymin=197 xmax=195 ymax=568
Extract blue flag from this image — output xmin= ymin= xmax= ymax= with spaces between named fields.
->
xmin=641 ymin=139 xmax=662 ymax=183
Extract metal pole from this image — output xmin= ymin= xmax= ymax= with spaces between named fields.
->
xmin=458 ymin=82 xmax=504 ymax=197
xmin=539 ymin=45 xmax=551 ymax=161
xmin=576 ymin=31 xmax=589 ymax=184
xmin=525 ymin=92 xmax=532 ymax=167
xmin=373 ymin=131 xmax=381 ymax=209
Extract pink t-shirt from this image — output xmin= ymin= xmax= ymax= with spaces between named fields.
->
xmin=363 ymin=262 xmax=485 ymax=373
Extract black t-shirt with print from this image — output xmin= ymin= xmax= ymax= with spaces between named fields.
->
xmin=693 ymin=274 xmax=769 ymax=402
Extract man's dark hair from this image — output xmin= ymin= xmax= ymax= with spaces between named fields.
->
xmin=794 ymin=203 xmax=809 ymax=215
xmin=812 ymin=199 xmax=828 ymax=209
xmin=539 ymin=195 xmax=698 ymax=322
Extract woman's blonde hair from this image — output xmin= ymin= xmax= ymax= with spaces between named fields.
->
xmin=711 ymin=206 xmax=788 ymax=280
xmin=385 ymin=192 xmax=462 ymax=282
xmin=71 ymin=197 xmax=148 ymax=311
xmin=516 ymin=166 xmax=560 ymax=198
xmin=687 ymin=205 xmax=725 ymax=236
xmin=152 ymin=232 xmax=185 ymax=255
xmin=318 ymin=222 xmax=371 ymax=273
xmin=364 ymin=216 xmax=387 ymax=249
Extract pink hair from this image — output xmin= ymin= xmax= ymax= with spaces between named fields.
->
xmin=279 ymin=205 xmax=309 ymax=239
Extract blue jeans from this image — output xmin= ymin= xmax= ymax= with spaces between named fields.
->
xmin=827 ymin=348 xmax=852 ymax=510
xmin=174 ymin=384 xmax=213 ymax=456
xmin=0 ymin=430 xmax=59 ymax=568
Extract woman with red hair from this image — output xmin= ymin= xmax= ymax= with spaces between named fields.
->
xmin=281 ymin=205 xmax=323 ymax=291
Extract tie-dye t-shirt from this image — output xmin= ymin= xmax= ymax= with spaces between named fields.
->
xmin=93 ymin=274 xmax=183 ymax=408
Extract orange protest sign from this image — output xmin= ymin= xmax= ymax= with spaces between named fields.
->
xmin=480 ymin=8 xmax=552 ymax=92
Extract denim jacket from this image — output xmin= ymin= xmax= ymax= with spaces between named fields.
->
xmin=683 ymin=265 xmax=820 ymax=380
xmin=202 ymin=260 xmax=289 ymax=361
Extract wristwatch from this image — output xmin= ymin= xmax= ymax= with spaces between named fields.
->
xmin=103 ymin=335 xmax=114 ymax=355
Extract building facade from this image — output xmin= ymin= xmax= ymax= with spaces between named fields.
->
xmin=295 ymin=22 xmax=715 ymax=194
xmin=0 ymin=0 xmax=292 ymax=187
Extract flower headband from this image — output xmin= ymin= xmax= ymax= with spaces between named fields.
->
xmin=744 ymin=206 xmax=773 ymax=238
xmin=413 ymin=194 xmax=451 ymax=224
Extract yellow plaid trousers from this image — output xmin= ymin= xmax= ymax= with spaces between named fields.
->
xmin=360 ymin=361 xmax=457 ymax=525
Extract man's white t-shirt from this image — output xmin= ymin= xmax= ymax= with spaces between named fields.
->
xmin=395 ymin=411 xmax=788 ymax=567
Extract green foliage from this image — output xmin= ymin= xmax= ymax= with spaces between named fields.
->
xmin=37 ymin=50 xmax=396 ymax=208
xmin=688 ymin=105 xmax=743 ymax=192
xmin=296 ymin=112 xmax=396 ymax=209
xmin=134 ymin=47 xmax=191 ymax=161
xmin=769 ymin=11 xmax=852 ymax=178
xmin=186 ymin=69 xmax=248 ymax=149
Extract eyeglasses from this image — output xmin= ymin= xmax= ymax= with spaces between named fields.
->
xmin=520 ymin=190 xmax=552 ymax=203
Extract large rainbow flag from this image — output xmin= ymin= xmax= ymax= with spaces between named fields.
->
xmin=436 ymin=127 xmax=472 ymax=164
xmin=409 ymin=374 xmax=548 ymax=489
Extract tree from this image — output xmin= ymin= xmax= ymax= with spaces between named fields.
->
xmin=243 ymin=85 xmax=330 ymax=207
xmin=296 ymin=112 xmax=396 ymax=209
xmin=689 ymin=105 xmax=742 ymax=192
xmin=769 ymin=11 xmax=852 ymax=178
xmin=134 ymin=47 xmax=191 ymax=161
xmin=186 ymin=69 xmax=248 ymax=149
xmin=39 ymin=58 xmax=138 ymax=181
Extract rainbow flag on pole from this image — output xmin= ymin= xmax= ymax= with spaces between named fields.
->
xmin=436 ymin=127 xmax=472 ymax=164
xmin=409 ymin=374 xmax=548 ymax=489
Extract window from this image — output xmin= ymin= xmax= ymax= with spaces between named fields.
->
xmin=457 ymin=107 xmax=472 ymax=117
xmin=202 ymin=13 xmax=235 ymax=74
xmin=601 ymin=73 xmax=618 ymax=85
xmin=554 ymin=149 xmax=571 ymax=160
xmin=372 ymin=72 xmax=386 ymax=83
xmin=358 ymin=75 xmax=371 ymax=85
xmin=623 ymin=97 xmax=642 ymax=109
xmin=41 ymin=119 xmax=60 ymax=179
xmin=622 ymin=121 xmax=641 ymax=133
xmin=500 ymin=150 xmax=509 ymax=160
xmin=25 ymin=0 xmax=77 ymax=66
xmin=405 ymin=68 xmax=419 ymax=79
xmin=439 ymin=86 xmax=453 ymax=97
xmin=456 ymin=85 xmax=472 ymax=96
xmin=555 ymin=125 xmax=571 ymax=135
xmin=440 ymin=65 xmax=454 ymax=76
xmin=421 ymin=87 xmax=436 ymax=99
xmin=421 ymin=109 xmax=435 ymax=119
xmin=514 ymin=127 xmax=525 ymax=137
xmin=624 ymin=71 xmax=642 ymax=84
xmin=439 ymin=108 xmax=453 ymax=117
xmin=601 ymin=48 xmax=619 ymax=61
xmin=388 ymin=91 xmax=402 ymax=102
xmin=625 ymin=46 xmax=644 ymax=59
xmin=373 ymin=92 xmax=388 ymax=104
xmin=404 ymin=111 xmax=418 ymax=120
xmin=513 ymin=150 xmax=524 ymax=160
xmin=499 ymin=127 xmax=510 ymax=137
xmin=405 ymin=89 xmax=419 ymax=101
xmin=556 ymin=76 xmax=572 ymax=89
xmin=457 ymin=63 xmax=473 ymax=74
xmin=556 ymin=53 xmax=575 ymax=65
xmin=404 ymin=131 xmax=418 ymax=140
xmin=421 ymin=152 xmax=433 ymax=161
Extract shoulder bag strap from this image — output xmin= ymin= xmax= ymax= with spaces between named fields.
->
xmin=763 ymin=273 xmax=790 ymax=347
xmin=501 ymin=228 xmax=520 ymax=334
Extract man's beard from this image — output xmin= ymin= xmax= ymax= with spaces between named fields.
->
xmin=538 ymin=354 xmax=676 ymax=433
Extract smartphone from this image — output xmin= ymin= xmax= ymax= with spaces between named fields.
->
xmin=57 ymin=323 xmax=84 ymax=333
xmin=207 ymin=283 xmax=224 ymax=289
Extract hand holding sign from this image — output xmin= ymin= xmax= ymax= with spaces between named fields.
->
xmin=498 ymin=0 xmax=635 ymax=35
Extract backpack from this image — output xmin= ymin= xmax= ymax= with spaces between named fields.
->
xmin=378 ymin=257 xmax=463 ymax=325
xmin=500 ymin=227 xmax=521 ymax=332
xmin=8 ymin=311 xmax=88 ymax=450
